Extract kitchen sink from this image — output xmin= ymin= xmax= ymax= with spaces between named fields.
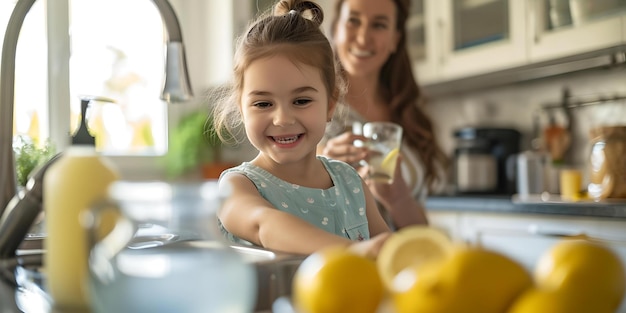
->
xmin=14 ymin=236 xmax=306 ymax=312
xmin=230 ymin=244 xmax=305 ymax=312
xmin=167 ymin=240 xmax=305 ymax=312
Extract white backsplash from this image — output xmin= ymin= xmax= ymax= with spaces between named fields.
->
xmin=425 ymin=67 xmax=626 ymax=173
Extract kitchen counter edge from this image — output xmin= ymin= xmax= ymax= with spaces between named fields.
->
xmin=425 ymin=195 xmax=626 ymax=220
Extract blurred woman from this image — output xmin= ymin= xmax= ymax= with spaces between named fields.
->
xmin=319 ymin=0 xmax=448 ymax=229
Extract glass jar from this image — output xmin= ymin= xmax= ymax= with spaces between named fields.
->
xmin=588 ymin=126 xmax=626 ymax=200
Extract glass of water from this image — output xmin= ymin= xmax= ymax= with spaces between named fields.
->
xmin=363 ymin=122 xmax=403 ymax=184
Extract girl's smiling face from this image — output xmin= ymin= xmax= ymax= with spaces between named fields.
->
xmin=241 ymin=54 xmax=335 ymax=166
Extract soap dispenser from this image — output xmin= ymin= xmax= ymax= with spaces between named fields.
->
xmin=43 ymin=96 xmax=119 ymax=310
xmin=71 ymin=97 xmax=96 ymax=146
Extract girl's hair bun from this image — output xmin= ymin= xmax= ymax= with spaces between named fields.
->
xmin=274 ymin=0 xmax=324 ymax=26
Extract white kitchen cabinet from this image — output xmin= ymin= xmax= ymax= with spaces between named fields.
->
xmin=429 ymin=210 xmax=626 ymax=271
xmin=436 ymin=0 xmax=528 ymax=81
xmin=461 ymin=213 xmax=606 ymax=268
xmin=409 ymin=0 xmax=440 ymax=84
xmin=622 ymin=9 xmax=626 ymax=43
xmin=528 ymin=0 xmax=626 ymax=63
xmin=426 ymin=203 xmax=626 ymax=312
xmin=462 ymin=212 xmax=626 ymax=266
xmin=593 ymin=218 xmax=626 ymax=269
xmin=426 ymin=211 xmax=464 ymax=242
xmin=459 ymin=211 xmax=626 ymax=313
xmin=412 ymin=0 xmax=626 ymax=85
xmin=414 ymin=0 xmax=529 ymax=84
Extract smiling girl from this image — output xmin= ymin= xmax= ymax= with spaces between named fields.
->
xmin=211 ymin=0 xmax=391 ymax=256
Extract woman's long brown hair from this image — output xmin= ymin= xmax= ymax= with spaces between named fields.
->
xmin=331 ymin=0 xmax=448 ymax=191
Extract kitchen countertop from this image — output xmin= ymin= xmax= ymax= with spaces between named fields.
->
xmin=426 ymin=194 xmax=626 ymax=219
xmin=1 ymin=196 xmax=624 ymax=313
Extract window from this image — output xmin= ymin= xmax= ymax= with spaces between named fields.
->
xmin=69 ymin=0 xmax=167 ymax=155
xmin=2 ymin=0 xmax=47 ymax=145
xmin=2 ymin=0 xmax=168 ymax=155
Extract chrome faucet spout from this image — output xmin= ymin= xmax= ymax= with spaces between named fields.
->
xmin=0 ymin=0 xmax=36 ymax=219
xmin=0 ymin=0 xmax=193 ymax=256
xmin=153 ymin=0 xmax=194 ymax=102
xmin=0 ymin=154 xmax=62 ymax=259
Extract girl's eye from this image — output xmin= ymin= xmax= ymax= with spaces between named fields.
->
xmin=253 ymin=101 xmax=272 ymax=108
xmin=294 ymin=99 xmax=312 ymax=106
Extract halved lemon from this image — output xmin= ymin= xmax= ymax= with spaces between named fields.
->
xmin=377 ymin=225 xmax=454 ymax=292
xmin=381 ymin=148 xmax=400 ymax=174
xmin=392 ymin=246 xmax=532 ymax=313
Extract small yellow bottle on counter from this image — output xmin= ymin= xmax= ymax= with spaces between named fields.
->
xmin=43 ymin=146 xmax=118 ymax=309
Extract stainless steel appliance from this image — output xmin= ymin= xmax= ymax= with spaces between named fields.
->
xmin=453 ymin=127 xmax=521 ymax=195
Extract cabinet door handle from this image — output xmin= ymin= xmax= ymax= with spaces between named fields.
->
xmin=530 ymin=229 xmax=588 ymax=239
xmin=528 ymin=224 xmax=625 ymax=245
xmin=437 ymin=17 xmax=446 ymax=65
xmin=529 ymin=0 xmax=540 ymax=44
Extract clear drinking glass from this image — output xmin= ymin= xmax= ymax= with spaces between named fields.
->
xmin=363 ymin=122 xmax=403 ymax=184
xmin=83 ymin=181 xmax=257 ymax=313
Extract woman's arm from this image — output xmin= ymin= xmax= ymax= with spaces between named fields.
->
xmin=320 ymin=132 xmax=429 ymax=229
xmin=218 ymin=172 xmax=388 ymax=255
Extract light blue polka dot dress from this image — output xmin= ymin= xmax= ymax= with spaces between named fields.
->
xmin=219 ymin=156 xmax=370 ymax=246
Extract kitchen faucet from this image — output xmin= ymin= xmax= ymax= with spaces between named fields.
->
xmin=0 ymin=0 xmax=193 ymax=258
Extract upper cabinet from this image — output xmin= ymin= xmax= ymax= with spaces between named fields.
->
xmin=409 ymin=0 xmax=439 ymax=84
xmin=528 ymin=0 xmax=626 ymax=62
xmin=411 ymin=0 xmax=626 ymax=86
xmin=438 ymin=0 xmax=527 ymax=81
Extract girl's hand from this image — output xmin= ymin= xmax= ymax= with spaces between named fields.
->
xmin=348 ymin=232 xmax=391 ymax=260
xmin=320 ymin=131 xmax=369 ymax=166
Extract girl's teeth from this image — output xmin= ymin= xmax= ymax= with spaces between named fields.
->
xmin=274 ymin=135 xmax=298 ymax=144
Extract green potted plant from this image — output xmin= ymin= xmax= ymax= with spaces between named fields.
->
xmin=14 ymin=135 xmax=56 ymax=187
xmin=163 ymin=109 xmax=234 ymax=180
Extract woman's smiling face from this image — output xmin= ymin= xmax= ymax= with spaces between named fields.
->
xmin=241 ymin=54 xmax=335 ymax=165
xmin=333 ymin=0 xmax=399 ymax=78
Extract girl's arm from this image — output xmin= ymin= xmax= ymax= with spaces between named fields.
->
xmin=362 ymin=178 xmax=392 ymax=236
xmin=219 ymin=172 xmax=368 ymax=255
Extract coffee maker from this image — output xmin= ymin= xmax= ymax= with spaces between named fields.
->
xmin=453 ymin=127 xmax=521 ymax=195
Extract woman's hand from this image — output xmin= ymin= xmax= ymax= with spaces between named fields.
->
xmin=320 ymin=131 xmax=369 ymax=166
xmin=360 ymin=156 xmax=429 ymax=228
xmin=360 ymin=155 xmax=412 ymax=208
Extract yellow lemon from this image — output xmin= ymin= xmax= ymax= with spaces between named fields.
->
xmin=534 ymin=239 xmax=626 ymax=311
xmin=393 ymin=246 xmax=532 ymax=313
xmin=381 ymin=148 xmax=400 ymax=174
xmin=292 ymin=246 xmax=384 ymax=313
xmin=377 ymin=225 xmax=454 ymax=291
xmin=508 ymin=287 xmax=614 ymax=313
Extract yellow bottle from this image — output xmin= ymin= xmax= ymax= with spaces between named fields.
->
xmin=43 ymin=146 xmax=118 ymax=309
